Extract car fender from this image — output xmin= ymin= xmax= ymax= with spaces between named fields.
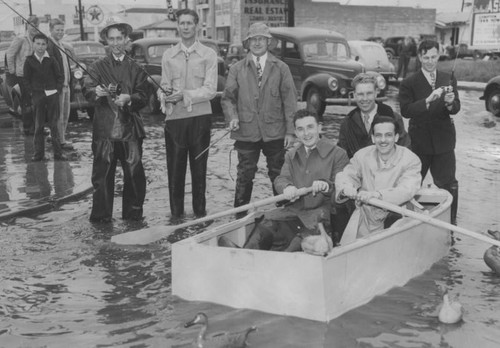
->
xmin=480 ymin=75 xmax=500 ymax=100
xmin=300 ymin=72 xmax=346 ymax=100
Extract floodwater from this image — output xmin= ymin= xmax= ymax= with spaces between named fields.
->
xmin=0 ymin=88 xmax=499 ymax=347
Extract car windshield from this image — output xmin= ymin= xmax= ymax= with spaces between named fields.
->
xmin=302 ymin=40 xmax=349 ymax=61
xmin=74 ymin=44 xmax=106 ymax=56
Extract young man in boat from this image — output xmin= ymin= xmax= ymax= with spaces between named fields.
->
xmin=219 ymin=109 xmax=350 ymax=251
xmin=335 ymin=116 xmax=421 ymax=242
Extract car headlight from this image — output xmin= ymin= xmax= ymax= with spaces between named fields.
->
xmin=73 ymin=69 xmax=84 ymax=80
xmin=376 ymin=74 xmax=387 ymax=90
xmin=327 ymin=77 xmax=338 ymax=91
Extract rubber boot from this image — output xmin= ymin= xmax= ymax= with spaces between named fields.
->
xmin=445 ymin=183 xmax=459 ymax=226
xmin=234 ymin=181 xmax=253 ymax=219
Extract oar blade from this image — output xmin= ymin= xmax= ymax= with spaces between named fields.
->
xmin=111 ymin=225 xmax=174 ymax=245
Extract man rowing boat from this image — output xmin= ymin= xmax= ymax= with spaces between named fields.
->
xmin=219 ymin=109 xmax=349 ymax=251
xmin=335 ymin=115 xmax=422 ymax=242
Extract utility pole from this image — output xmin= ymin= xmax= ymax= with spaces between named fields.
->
xmin=28 ymin=0 xmax=32 ymax=16
xmin=287 ymin=0 xmax=294 ymax=27
xmin=210 ymin=0 xmax=216 ymax=39
xmin=78 ymin=0 xmax=84 ymax=41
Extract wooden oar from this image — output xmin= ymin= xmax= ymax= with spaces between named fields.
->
xmin=111 ymin=186 xmax=314 ymax=245
xmin=367 ymin=198 xmax=500 ymax=248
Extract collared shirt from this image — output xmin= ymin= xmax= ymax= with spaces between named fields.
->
xmin=361 ymin=104 xmax=378 ymax=129
xmin=421 ymin=68 xmax=436 ymax=88
xmin=252 ymin=52 xmax=267 ymax=72
xmin=112 ymin=53 xmax=124 ymax=62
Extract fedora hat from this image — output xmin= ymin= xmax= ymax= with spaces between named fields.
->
xmin=100 ymin=16 xmax=132 ymax=41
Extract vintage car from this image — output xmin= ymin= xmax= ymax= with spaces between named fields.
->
xmin=70 ymin=40 xmax=107 ymax=119
xmin=480 ymin=75 xmax=500 ymax=117
xmin=348 ymin=40 xmax=396 ymax=82
xmin=269 ymin=27 xmax=366 ymax=118
xmin=129 ymin=37 xmax=226 ymax=113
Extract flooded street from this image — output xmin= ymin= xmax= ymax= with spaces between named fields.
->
xmin=0 ymin=87 xmax=499 ymax=347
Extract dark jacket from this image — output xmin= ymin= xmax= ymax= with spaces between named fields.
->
xmin=46 ymin=39 xmax=74 ymax=86
xmin=399 ymin=69 xmax=460 ymax=155
xmin=338 ymin=102 xmax=411 ymax=158
xmin=23 ymin=53 xmax=63 ymax=103
xmin=83 ymin=55 xmax=148 ymax=141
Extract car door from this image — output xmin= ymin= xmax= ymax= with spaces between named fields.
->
xmin=281 ymin=40 xmax=304 ymax=96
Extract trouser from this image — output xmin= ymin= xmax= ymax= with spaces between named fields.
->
xmin=233 ymin=139 xmax=285 ymax=208
xmin=397 ymin=54 xmax=410 ymax=78
xmin=164 ymin=115 xmax=212 ymax=217
xmin=33 ymin=93 xmax=62 ymax=159
xmin=57 ymin=85 xmax=71 ymax=144
xmin=418 ymin=150 xmax=459 ymax=224
xmin=90 ymin=139 xmax=146 ymax=221
xmin=244 ymin=216 xmax=315 ymax=252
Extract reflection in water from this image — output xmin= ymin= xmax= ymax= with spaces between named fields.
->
xmin=54 ymin=161 xmax=74 ymax=198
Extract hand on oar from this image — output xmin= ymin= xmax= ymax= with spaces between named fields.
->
xmin=366 ymin=197 xmax=500 ymax=248
xmin=111 ymin=186 xmax=314 ymax=245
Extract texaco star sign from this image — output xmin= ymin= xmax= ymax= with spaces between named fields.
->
xmin=86 ymin=5 xmax=103 ymax=25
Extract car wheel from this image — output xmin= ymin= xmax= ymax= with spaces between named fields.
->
xmin=487 ymin=88 xmax=500 ymax=117
xmin=386 ymin=49 xmax=394 ymax=60
xmin=148 ymin=93 xmax=160 ymax=114
xmin=473 ymin=50 xmax=483 ymax=60
xmin=306 ymin=87 xmax=326 ymax=119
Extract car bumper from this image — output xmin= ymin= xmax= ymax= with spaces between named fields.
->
xmin=325 ymin=96 xmax=388 ymax=106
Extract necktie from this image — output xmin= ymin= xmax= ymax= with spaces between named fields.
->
xmin=363 ymin=113 xmax=371 ymax=133
xmin=256 ymin=56 xmax=263 ymax=86
xmin=430 ymin=71 xmax=436 ymax=90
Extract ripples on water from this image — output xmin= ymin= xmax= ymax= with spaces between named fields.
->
xmin=0 ymin=90 xmax=499 ymax=347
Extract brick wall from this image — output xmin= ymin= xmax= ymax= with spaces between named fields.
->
xmin=294 ymin=0 xmax=436 ymax=40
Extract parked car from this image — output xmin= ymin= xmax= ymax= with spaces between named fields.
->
xmin=70 ymin=40 xmax=107 ymax=119
xmin=129 ymin=37 xmax=226 ymax=113
xmin=348 ymin=40 xmax=396 ymax=83
xmin=443 ymin=43 xmax=495 ymax=60
xmin=365 ymin=36 xmax=384 ymax=45
xmin=480 ymin=75 xmax=500 ymax=117
xmin=269 ymin=27 xmax=370 ymax=118
xmin=383 ymin=36 xmax=417 ymax=60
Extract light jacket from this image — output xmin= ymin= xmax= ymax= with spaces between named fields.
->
xmin=160 ymin=41 xmax=217 ymax=120
xmin=222 ymin=52 xmax=297 ymax=143
xmin=6 ymin=35 xmax=34 ymax=77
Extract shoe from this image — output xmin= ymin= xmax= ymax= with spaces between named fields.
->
xmin=90 ymin=216 xmax=112 ymax=223
xmin=54 ymin=154 xmax=68 ymax=161
xmin=32 ymin=155 xmax=47 ymax=162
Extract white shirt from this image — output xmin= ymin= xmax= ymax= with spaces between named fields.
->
xmin=252 ymin=52 xmax=268 ymax=72
xmin=421 ymin=69 xmax=436 ymax=88
xmin=112 ymin=53 xmax=125 ymax=62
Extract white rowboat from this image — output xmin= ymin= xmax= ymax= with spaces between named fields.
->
xmin=172 ymin=188 xmax=452 ymax=322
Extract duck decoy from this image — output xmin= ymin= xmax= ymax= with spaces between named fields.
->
xmin=184 ymin=312 xmax=257 ymax=348
xmin=301 ymin=222 xmax=333 ymax=256
xmin=438 ymin=291 xmax=463 ymax=324
xmin=483 ymin=230 xmax=500 ymax=275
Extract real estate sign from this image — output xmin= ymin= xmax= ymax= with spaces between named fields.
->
xmin=471 ymin=12 xmax=500 ymax=47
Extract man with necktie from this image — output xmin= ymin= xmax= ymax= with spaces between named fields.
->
xmin=222 ymin=22 xmax=297 ymax=215
xmin=83 ymin=17 xmax=148 ymax=223
xmin=399 ymin=40 xmax=461 ymax=225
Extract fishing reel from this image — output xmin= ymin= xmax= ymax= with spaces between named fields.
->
xmin=443 ymin=85 xmax=453 ymax=94
xmin=107 ymin=83 xmax=122 ymax=98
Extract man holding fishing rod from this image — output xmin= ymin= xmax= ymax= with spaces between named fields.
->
xmin=158 ymin=8 xmax=218 ymax=221
xmin=399 ymin=39 xmax=461 ymax=225
xmin=83 ymin=17 xmax=148 ymax=223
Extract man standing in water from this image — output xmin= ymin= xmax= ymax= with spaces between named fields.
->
xmin=399 ymin=40 xmax=460 ymax=225
xmin=222 ymin=22 xmax=297 ymax=214
xmin=158 ymin=8 xmax=218 ymax=221
xmin=83 ymin=17 xmax=148 ymax=223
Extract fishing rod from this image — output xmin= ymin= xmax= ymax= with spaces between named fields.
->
xmin=0 ymin=0 xmax=113 ymax=92
xmin=448 ymin=5 xmax=474 ymax=88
